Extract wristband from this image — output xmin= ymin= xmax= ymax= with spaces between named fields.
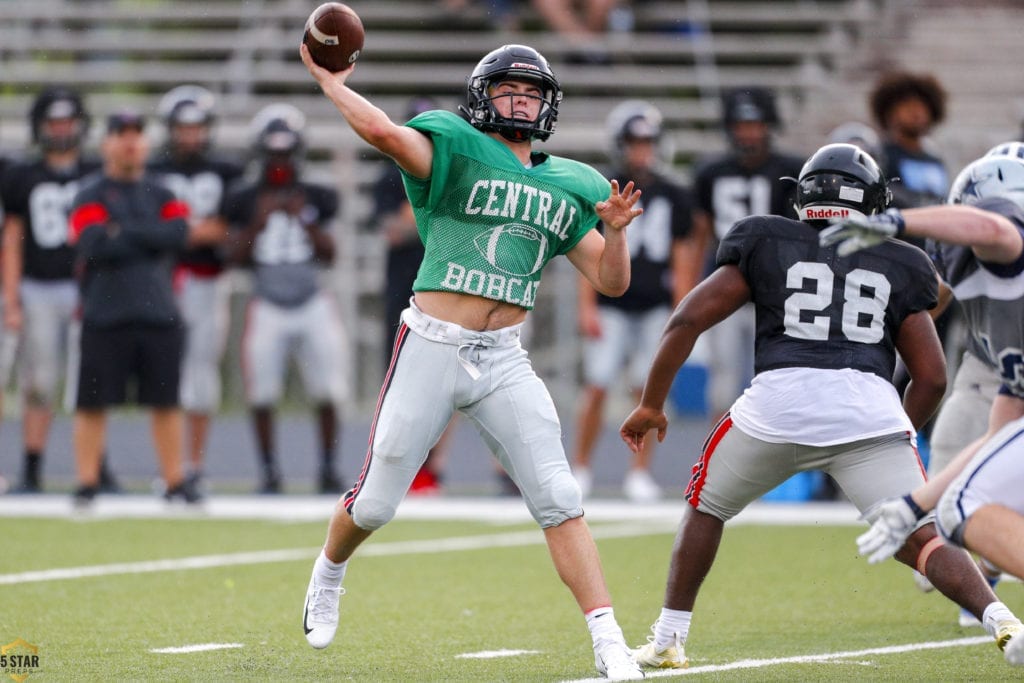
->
xmin=902 ymin=493 xmax=926 ymax=521
xmin=884 ymin=208 xmax=906 ymax=238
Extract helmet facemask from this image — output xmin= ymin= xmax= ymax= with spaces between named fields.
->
xmin=159 ymin=85 xmax=217 ymax=163
xmin=32 ymin=96 xmax=88 ymax=154
xmin=461 ymin=45 xmax=562 ymax=143
xmin=468 ymin=76 xmax=559 ymax=142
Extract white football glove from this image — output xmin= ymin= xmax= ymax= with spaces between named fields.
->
xmin=856 ymin=495 xmax=924 ymax=564
xmin=819 ymin=208 xmax=906 ymax=257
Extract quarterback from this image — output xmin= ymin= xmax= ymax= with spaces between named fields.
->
xmin=299 ymin=42 xmax=644 ymax=680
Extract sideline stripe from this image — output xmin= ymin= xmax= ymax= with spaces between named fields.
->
xmin=0 ymin=521 xmax=677 ymax=585
xmin=563 ymin=636 xmax=993 ymax=682
xmin=150 ymin=643 xmax=245 ymax=654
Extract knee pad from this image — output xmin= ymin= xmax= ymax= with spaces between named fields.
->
xmin=350 ymin=496 xmax=397 ymax=531
xmin=529 ymin=469 xmax=583 ymax=528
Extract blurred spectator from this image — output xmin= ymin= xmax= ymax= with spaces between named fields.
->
xmin=869 ymin=70 xmax=949 ymax=210
xmin=691 ymin=87 xmax=803 ymax=419
xmin=572 ymin=100 xmax=698 ymax=502
xmin=532 ymin=0 xmax=630 ymax=63
xmin=438 ymin=0 xmax=519 ymax=31
xmin=371 ymin=95 xmax=452 ymax=495
xmin=1 ymin=87 xmax=110 ymax=494
xmin=149 ymin=85 xmax=244 ymax=495
xmin=69 ymin=109 xmax=218 ymax=506
xmin=226 ymin=104 xmax=348 ymax=495
xmin=869 ymin=71 xmax=957 ymax=408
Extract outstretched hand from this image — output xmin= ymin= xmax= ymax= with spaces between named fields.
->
xmin=300 ymin=43 xmax=355 ymax=88
xmin=596 ymin=180 xmax=643 ymax=231
xmin=619 ymin=405 xmax=667 ymax=454
xmin=819 ymin=208 xmax=906 ymax=257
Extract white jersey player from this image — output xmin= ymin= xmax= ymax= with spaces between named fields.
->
xmin=149 ymin=85 xmax=243 ymax=491
xmin=822 ymin=147 xmax=1024 ymax=665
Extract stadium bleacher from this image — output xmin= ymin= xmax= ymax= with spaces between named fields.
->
xmin=4 ymin=0 xmax=1019 ymax=412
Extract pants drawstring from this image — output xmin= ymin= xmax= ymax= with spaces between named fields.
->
xmin=457 ymin=343 xmax=482 ymax=381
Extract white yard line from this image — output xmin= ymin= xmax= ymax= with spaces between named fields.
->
xmin=562 ymin=636 xmax=994 ymax=682
xmin=0 ymin=521 xmax=677 ymax=585
xmin=150 ymin=643 xmax=245 ymax=654
xmin=456 ymin=649 xmax=541 ymax=659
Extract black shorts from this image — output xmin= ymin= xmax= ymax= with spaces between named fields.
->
xmin=76 ymin=323 xmax=184 ymax=409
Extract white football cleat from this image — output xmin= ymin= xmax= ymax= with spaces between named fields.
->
xmin=593 ymin=637 xmax=645 ymax=680
xmin=574 ymin=466 xmax=593 ymax=499
xmin=912 ymin=570 xmax=934 ymax=593
xmin=623 ymin=469 xmax=661 ymax=503
xmin=959 ymin=608 xmax=983 ymax=629
xmin=633 ymin=626 xmax=689 ymax=670
xmin=303 ymin=574 xmax=344 ymax=649
xmin=1004 ymin=624 xmax=1024 ymax=666
xmin=995 ymin=618 xmax=1024 ymax=657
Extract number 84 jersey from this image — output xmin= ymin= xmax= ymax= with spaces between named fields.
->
xmin=717 ymin=215 xmax=939 ymax=444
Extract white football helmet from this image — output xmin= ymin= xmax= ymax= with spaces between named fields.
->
xmin=984 ymin=140 xmax=1024 ymax=161
xmin=947 ymin=154 xmax=1024 ymax=211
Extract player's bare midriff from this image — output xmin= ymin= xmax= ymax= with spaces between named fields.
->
xmin=414 ymin=291 xmax=527 ymax=331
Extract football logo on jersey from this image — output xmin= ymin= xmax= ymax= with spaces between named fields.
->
xmin=473 ymin=223 xmax=549 ymax=276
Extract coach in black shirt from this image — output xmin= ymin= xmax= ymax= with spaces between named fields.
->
xmin=69 ymin=110 xmax=219 ymax=505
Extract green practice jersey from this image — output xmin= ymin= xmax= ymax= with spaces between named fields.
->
xmin=401 ymin=110 xmax=609 ymax=310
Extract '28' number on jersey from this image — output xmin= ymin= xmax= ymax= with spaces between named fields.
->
xmin=784 ymin=262 xmax=890 ymax=344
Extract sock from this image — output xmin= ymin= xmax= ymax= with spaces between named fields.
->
xmin=24 ymin=451 xmax=42 ymax=483
xmin=654 ymin=608 xmax=692 ymax=649
xmin=983 ymin=602 xmax=1018 ymax=636
xmin=321 ymin=448 xmax=336 ymax=470
xmin=259 ymin=451 xmax=278 ymax=477
xmin=314 ymin=549 xmax=347 ymax=587
xmin=585 ymin=606 xmax=624 ymax=643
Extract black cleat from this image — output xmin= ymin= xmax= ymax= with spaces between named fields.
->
xmin=72 ymin=484 xmax=99 ymax=508
xmin=258 ymin=472 xmax=282 ymax=495
xmin=164 ymin=478 xmax=203 ymax=504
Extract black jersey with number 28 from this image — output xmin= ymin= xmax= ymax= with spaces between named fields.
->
xmin=717 ymin=215 xmax=938 ymax=381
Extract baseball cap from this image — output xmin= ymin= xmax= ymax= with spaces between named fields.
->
xmin=106 ymin=109 xmax=146 ymax=134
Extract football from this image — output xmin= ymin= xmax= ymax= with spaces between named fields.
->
xmin=303 ymin=2 xmax=364 ymax=72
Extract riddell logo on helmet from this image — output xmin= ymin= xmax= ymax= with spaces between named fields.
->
xmin=805 ymin=207 xmax=851 ymax=219
xmin=510 ymin=62 xmax=539 ymax=71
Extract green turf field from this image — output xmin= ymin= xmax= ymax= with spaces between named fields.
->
xmin=2 ymin=513 xmax=1021 ymax=681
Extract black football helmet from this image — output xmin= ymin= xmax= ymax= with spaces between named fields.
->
xmin=29 ymin=86 xmax=90 ymax=153
xmin=250 ymin=103 xmax=306 ymax=185
xmin=721 ymin=87 xmax=779 ymax=128
xmin=793 ymin=143 xmax=891 ymax=222
xmin=607 ymin=99 xmax=663 ymax=149
xmin=460 ymin=44 xmax=561 ymax=142
xmin=947 ymin=153 xmax=1024 ymax=211
xmin=158 ymin=85 xmax=216 ymax=160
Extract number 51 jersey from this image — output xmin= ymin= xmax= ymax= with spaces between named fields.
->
xmin=719 ymin=214 xmax=938 ymax=383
